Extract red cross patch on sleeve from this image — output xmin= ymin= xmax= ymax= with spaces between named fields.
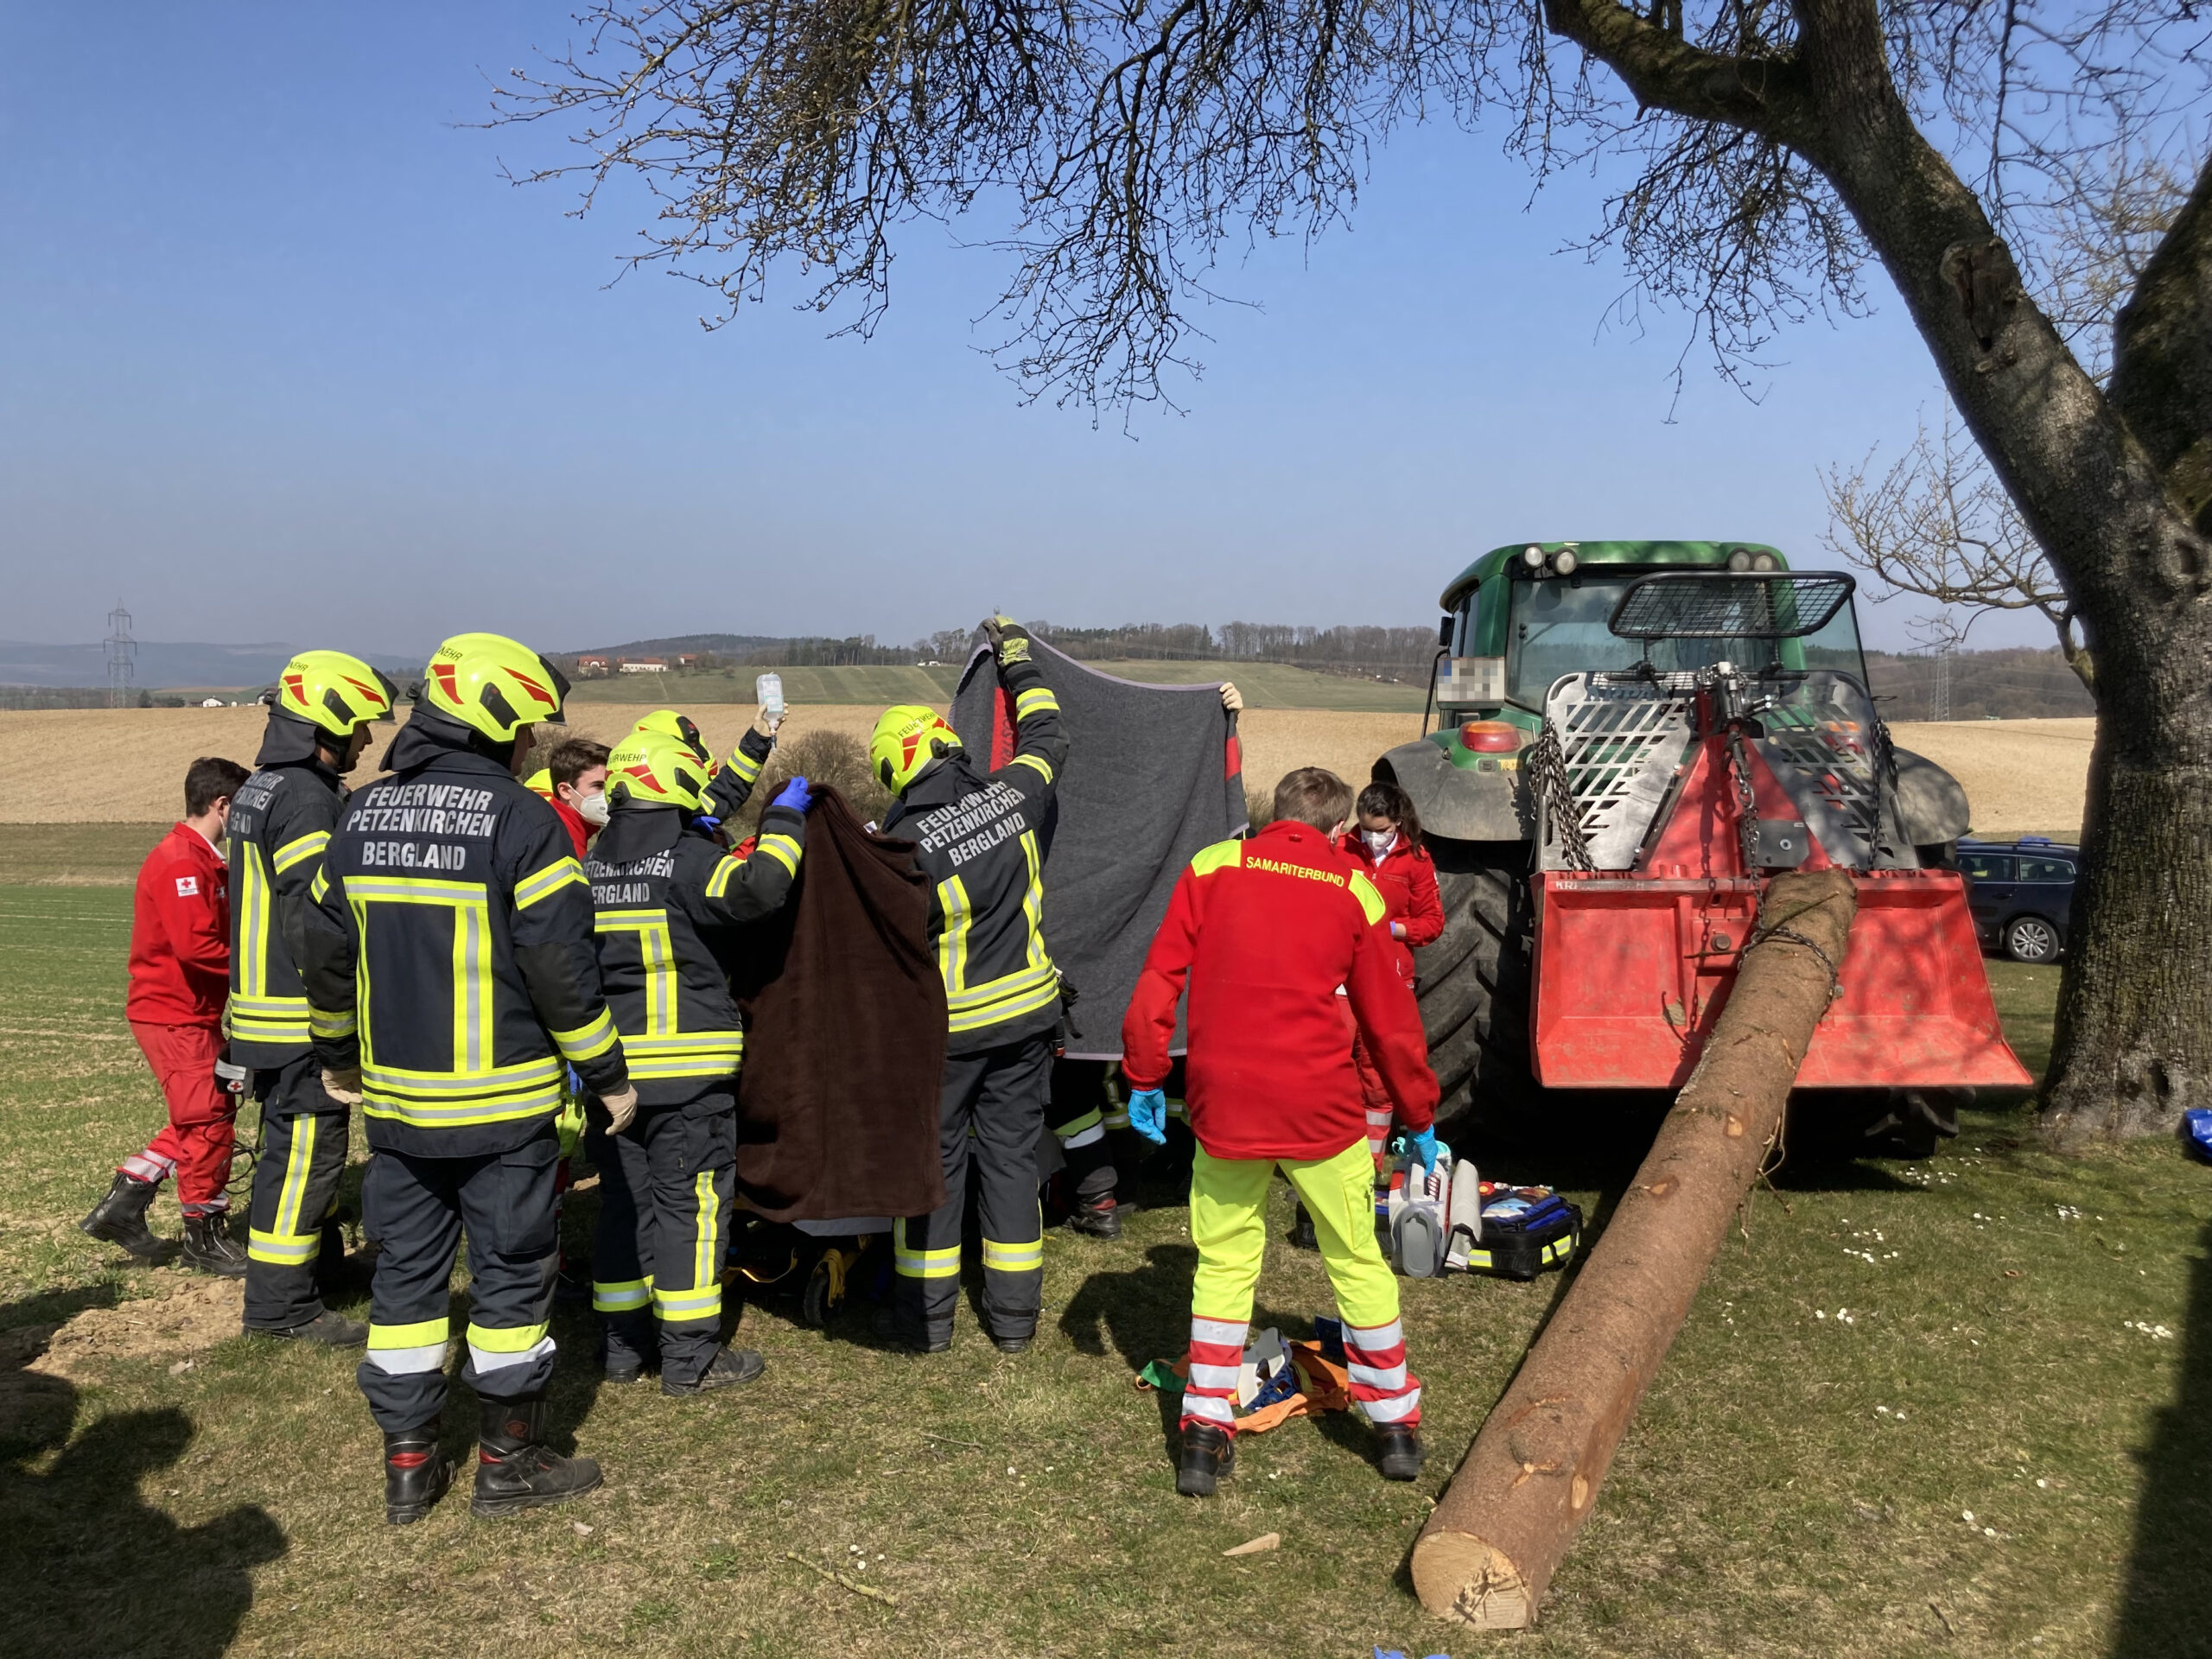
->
xmin=175 ymin=875 xmax=199 ymax=897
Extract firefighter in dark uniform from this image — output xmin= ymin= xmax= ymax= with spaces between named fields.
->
xmin=302 ymin=632 xmax=635 ymax=1525
xmin=624 ymin=705 xmax=780 ymax=830
xmin=228 ymin=650 xmax=397 ymax=1345
xmin=871 ymin=616 xmax=1068 ymax=1354
xmin=585 ymin=729 xmax=810 ymax=1392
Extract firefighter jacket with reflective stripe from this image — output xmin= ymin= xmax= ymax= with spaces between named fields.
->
xmin=882 ymin=655 xmax=1068 ymax=1056
xmin=585 ymin=800 xmax=805 ymax=1105
xmin=1122 ymin=819 xmax=1439 ymax=1161
xmin=300 ymin=709 xmax=629 ymax=1159
xmin=703 ymin=726 xmax=776 ymax=823
xmin=225 ymin=757 xmax=343 ymax=1065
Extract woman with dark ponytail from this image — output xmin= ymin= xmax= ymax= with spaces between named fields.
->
xmin=1338 ymin=780 xmax=1443 ymax=1166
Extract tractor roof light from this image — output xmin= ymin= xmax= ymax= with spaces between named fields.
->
xmin=1460 ymin=720 xmax=1523 ymax=753
xmin=1553 ymin=548 xmax=1580 ymax=575
xmin=1751 ymin=551 xmax=1779 ymax=571
xmin=1726 ymin=548 xmax=1754 ymax=572
xmin=1522 ymin=544 xmax=1545 ymax=569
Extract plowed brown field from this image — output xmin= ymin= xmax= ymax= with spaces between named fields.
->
xmin=0 ymin=705 xmax=2092 ymax=839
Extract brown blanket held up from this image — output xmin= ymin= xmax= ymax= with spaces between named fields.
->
xmin=730 ymin=786 xmax=949 ymax=1223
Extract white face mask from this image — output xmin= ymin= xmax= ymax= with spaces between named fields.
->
xmin=575 ymin=791 xmax=611 ymax=827
xmin=1361 ymin=827 xmax=1397 ymax=855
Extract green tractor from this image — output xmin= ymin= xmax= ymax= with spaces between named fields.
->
xmin=1373 ymin=541 xmax=2025 ymax=1140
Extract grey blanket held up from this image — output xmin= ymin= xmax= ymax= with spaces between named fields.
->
xmin=950 ymin=635 xmax=1247 ymax=1060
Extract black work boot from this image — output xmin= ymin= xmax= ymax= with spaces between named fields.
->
xmin=180 ymin=1213 xmax=249 ymax=1277
xmin=663 ymin=1345 xmax=766 ymax=1396
xmin=250 ymin=1309 xmax=367 ymax=1348
xmin=992 ymin=1332 xmax=1032 ymax=1356
xmin=1287 ymin=1202 xmax=1319 ymax=1252
xmin=1177 ymin=1421 xmax=1236 ymax=1497
xmin=600 ymin=1316 xmax=655 ymax=1384
xmin=385 ymin=1424 xmax=454 ymax=1525
xmin=471 ymin=1395 xmax=602 ymax=1517
xmin=869 ymin=1305 xmax=950 ymax=1354
xmin=1376 ymin=1423 xmax=1425 ymax=1482
xmin=79 ymin=1173 xmax=168 ymax=1262
xmin=1066 ymin=1192 xmax=1122 ymax=1239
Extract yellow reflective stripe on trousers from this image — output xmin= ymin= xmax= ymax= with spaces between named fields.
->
xmin=247 ymin=1228 xmax=319 ymax=1265
xmin=271 ymin=830 xmax=330 ymax=874
xmin=365 ymin=1317 xmax=449 ymax=1374
xmin=893 ymin=1217 xmax=960 ymax=1279
xmin=593 ymin=1275 xmax=652 ymax=1313
xmin=653 ymin=1283 xmax=721 ymax=1323
xmin=513 ymin=856 xmax=585 ymax=910
xmin=249 ymin=1113 xmax=320 ymax=1267
xmin=467 ymin=1319 xmax=551 ymax=1353
xmin=692 ymin=1170 xmax=721 ymax=1294
xmin=981 ymin=1236 xmax=1043 ymax=1274
xmin=277 ymin=1116 xmax=316 ymax=1236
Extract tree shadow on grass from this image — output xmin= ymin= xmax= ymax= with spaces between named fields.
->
xmin=0 ymin=1288 xmax=286 ymax=1658
xmin=2111 ymin=1214 xmax=2212 ymax=1659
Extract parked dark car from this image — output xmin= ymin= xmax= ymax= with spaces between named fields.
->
xmin=1955 ymin=836 xmax=2078 ymax=963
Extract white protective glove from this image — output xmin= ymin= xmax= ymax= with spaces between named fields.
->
xmin=321 ymin=1067 xmax=364 ymax=1108
xmin=601 ymin=1084 xmax=640 ymax=1135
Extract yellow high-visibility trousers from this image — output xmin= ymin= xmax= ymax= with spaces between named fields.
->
xmin=1188 ymin=1137 xmax=1400 ymax=1328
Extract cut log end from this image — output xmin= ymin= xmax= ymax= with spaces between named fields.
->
xmin=1413 ymin=1530 xmax=1535 ymax=1629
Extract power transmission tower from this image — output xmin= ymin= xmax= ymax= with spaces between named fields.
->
xmin=1932 ymin=643 xmax=1954 ymax=722
xmin=105 ymin=601 xmax=136 ymax=709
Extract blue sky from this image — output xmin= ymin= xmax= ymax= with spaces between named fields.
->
xmin=0 ymin=3 xmax=2031 ymax=659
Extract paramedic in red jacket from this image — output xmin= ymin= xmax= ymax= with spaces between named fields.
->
xmin=1338 ymin=779 xmax=1444 ymax=1166
xmin=1122 ymin=767 xmax=1441 ymax=1497
xmin=79 ymin=756 xmax=253 ymax=1274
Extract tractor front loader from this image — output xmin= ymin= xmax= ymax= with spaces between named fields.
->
xmin=1376 ymin=543 xmax=2029 ymax=1145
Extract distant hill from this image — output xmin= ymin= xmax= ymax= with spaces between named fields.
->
xmin=0 ymin=640 xmax=419 ymax=691
xmin=562 ymin=634 xmax=790 ymax=658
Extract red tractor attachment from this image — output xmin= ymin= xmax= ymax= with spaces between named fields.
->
xmin=1522 ymin=572 xmax=2030 ymax=1091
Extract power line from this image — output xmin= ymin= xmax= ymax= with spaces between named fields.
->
xmin=104 ymin=601 xmax=135 ymax=709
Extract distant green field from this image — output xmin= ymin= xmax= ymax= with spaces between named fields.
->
xmin=566 ymin=660 xmax=1425 ymax=711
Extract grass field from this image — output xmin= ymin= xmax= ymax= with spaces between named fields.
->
xmin=2 ymin=830 xmax=2205 ymax=1656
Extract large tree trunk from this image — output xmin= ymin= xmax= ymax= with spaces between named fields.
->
xmin=1543 ymin=0 xmax=2212 ymax=1139
xmin=1411 ymin=871 xmax=1856 ymax=1628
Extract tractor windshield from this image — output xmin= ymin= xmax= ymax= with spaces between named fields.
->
xmin=1504 ymin=572 xmax=1868 ymax=709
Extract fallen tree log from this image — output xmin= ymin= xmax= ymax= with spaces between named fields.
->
xmin=1411 ymin=868 xmax=1858 ymax=1629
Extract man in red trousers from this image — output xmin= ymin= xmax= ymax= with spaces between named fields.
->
xmin=80 ymin=754 xmax=252 ymax=1274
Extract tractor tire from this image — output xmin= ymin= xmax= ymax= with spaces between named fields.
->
xmin=1414 ymin=839 xmax=1538 ymax=1128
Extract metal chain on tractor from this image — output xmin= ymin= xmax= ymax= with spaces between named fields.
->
xmin=1529 ymin=724 xmax=1596 ymax=873
xmin=1726 ymin=725 xmax=1762 ymax=874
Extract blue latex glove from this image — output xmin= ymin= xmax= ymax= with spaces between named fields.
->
xmin=691 ymin=813 xmax=721 ymax=836
xmin=1409 ymin=1127 xmax=1443 ymax=1170
xmin=1127 ymin=1087 xmax=1168 ymax=1146
xmin=771 ymin=775 xmax=812 ymax=814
